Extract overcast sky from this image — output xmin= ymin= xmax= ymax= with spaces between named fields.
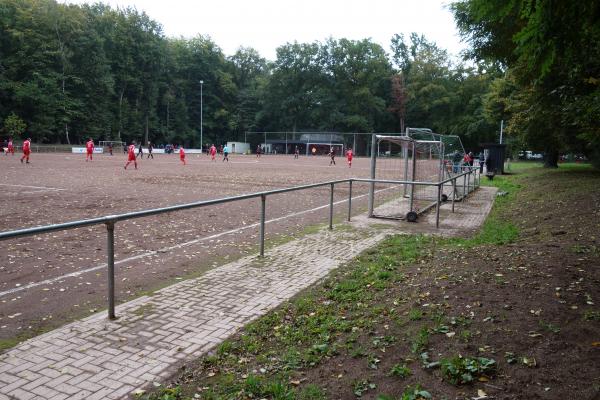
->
xmin=60 ymin=0 xmax=467 ymax=61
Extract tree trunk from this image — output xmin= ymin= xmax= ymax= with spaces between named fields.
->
xmin=56 ymin=23 xmax=70 ymax=145
xmin=118 ymin=88 xmax=124 ymax=142
xmin=166 ymin=97 xmax=170 ymax=136
xmin=144 ymin=114 xmax=149 ymax=146
xmin=544 ymin=148 xmax=559 ymax=168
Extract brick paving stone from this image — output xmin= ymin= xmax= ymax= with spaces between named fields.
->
xmin=7 ymin=388 xmax=35 ymax=400
xmin=22 ymin=375 xmax=52 ymax=392
xmin=0 ymin=372 xmax=21 ymax=384
xmin=31 ymin=385 xmax=60 ymax=399
xmin=0 ymin=194 xmax=495 ymax=399
xmin=48 ymin=394 xmax=69 ymax=400
xmin=67 ymin=390 xmax=92 ymax=399
xmin=73 ymin=380 xmax=104 ymax=393
xmin=52 ymin=382 xmax=80 ymax=395
xmin=1 ymin=379 xmax=30 ymax=394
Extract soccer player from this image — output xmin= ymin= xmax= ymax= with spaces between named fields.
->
xmin=85 ymin=137 xmax=94 ymax=161
xmin=311 ymin=146 xmax=317 ymax=156
xmin=294 ymin=145 xmax=299 ymax=159
xmin=328 ymin=147 xmax=336 ymax=166
xmin=7 ymin=137 xmax=14 ymax=156
xmin=256 ymin=144 xmax=261 ymax=158
xmin=345 ymin=148 xmax=353 ymax=168
xmin=20 ymin=138 xmax=31 ymax=164
xmin=107 ymin=143 xmax=113 ymax=156
xmin=179 ymin=146 xmax=186 ymax=165
xmin=136 ymin=143 xmax=143 ymax=158
xmin=124 ymin=141 xmax=137 ymax=169
xmin=147 ymin=142 xmax=154 ymax=159
xmin=209 ymin=144 xmax=217 ymax=161
xmin=222 ymin=144 xmax=229 ymax=162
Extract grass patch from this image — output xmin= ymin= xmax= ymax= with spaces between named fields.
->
xmin=439 ymin=356 xmax=496 ymax=385
xmin=583 ymin=310 xmax=600 ymax=321
xmin=132 ymin=303 xmax=155 ymax=316
xmin=388 ymin=363 xmax=411 ymax=378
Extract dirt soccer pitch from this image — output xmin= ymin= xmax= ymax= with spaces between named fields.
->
xmin=0 ymin=152 xmax=381 ymax=345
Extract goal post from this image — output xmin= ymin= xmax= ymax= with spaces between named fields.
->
xmin=99 ymin=140 xmax=126 ymax=154
xmin=367 ymin=130 xmax=474 ymax=223
xmin=306 ymin=142 xmax=344 ymax=156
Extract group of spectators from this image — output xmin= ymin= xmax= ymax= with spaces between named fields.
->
xmin=449 ymin=151 xmax=492 ymax=174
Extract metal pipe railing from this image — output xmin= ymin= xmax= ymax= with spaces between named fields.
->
xmin=329 ymin=183 xmax=334 ymax=230
xmin=0 ymin=172 xmax=480 ymax=320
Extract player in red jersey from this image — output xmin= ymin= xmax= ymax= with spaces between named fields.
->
xmin=179 ymin=146 xmax=186 ymax=165
xmin=124 ymin=141 xmax=137 ymax=169
xmin=20 ymin=138 xmax=31 ymax=164
xmin=209 ymin=144 xmax=217 ymax=162
xmin=7 ymin=137 xmax=14 ymax=155
xmin=345 ymin=148 xmax=353 ymax=168
xmin=85 ymin=138 xmax=94 ymax=161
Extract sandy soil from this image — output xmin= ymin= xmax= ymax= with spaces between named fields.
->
xmin=0 ymin=152 xmax=377 ymax=343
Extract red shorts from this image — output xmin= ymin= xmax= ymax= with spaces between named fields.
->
xmin=128 ymin=154 xmax=135 ymax=161
xmin=180 ymin=155 xmax=185 ymax=160
xmin=23 ymin=150 xmax=30 ymax=156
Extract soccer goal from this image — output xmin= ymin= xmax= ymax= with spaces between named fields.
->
xmin=307 ymin=142 xmax=344 ymax=156
xmin=99 ymin=140 xmax=125 ymax=154
xmin=367 ymin=129 xmax=477 ymax=222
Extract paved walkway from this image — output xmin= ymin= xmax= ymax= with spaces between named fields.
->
xmin=0 ymin=187 xmax=496 ymax=400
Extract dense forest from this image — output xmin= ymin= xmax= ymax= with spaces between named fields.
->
xmin=0 ymin=0 xmax=598 ymax=165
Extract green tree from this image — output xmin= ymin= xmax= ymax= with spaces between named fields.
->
xmin=451 ymin=0 xmax=600 ymax=167
xmin=3 ymin=112 xmax=26 ymax=138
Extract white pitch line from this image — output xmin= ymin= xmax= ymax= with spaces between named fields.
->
xmin=0 ymin=183 xmax=66 ymax=191
xmin=0 ymin=187 xmax=395 ymax=298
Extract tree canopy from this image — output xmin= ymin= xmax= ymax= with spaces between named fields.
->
xmin=451 ymin=0 xmax=600 ymax=167
xmin=1 ymin=0 xmax=509 ymax=154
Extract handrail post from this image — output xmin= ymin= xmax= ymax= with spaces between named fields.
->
xmin=463 ymin=172 xmax=467 ymax=199
xmin=106 ymin=220 xmax=116 ymax=320
xmin=409 ymin=141 xmax=417 ymax=212
xmin=368 ymin=134 xmax=377 ymax=217
xmin=329 ymin=183 xmax=334 ymax=230
xmin=436 ymin=183 xmax=441 ymax=229
xmin=451 ymin=178 xmax=456 ymax=212
xmin=347 ymin=180 xmax=352 ymax=222
xmin=260 ymin=194 xmax=266 ymax=257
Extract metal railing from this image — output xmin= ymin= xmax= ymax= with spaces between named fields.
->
xmin=0 ymin=170 xmax=479 ymax=320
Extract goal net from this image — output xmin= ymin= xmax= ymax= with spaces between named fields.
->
xmin=307 ymin=143 xmax=344 ymax=156
xmin=368 ymin=130 xmax=474 ymax=222
xmin=99 ymin=141 xmax=126 ymax=154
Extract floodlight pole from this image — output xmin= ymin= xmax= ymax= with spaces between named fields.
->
xmin=200 ymin=80 xmax=204 ymax=152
